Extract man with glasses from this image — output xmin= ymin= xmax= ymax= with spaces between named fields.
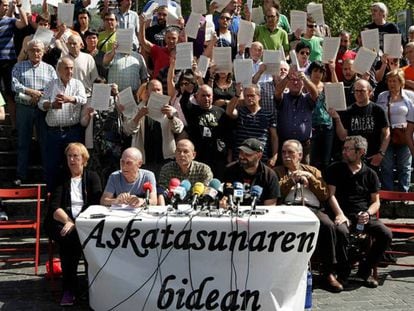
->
xmin=326 ymin=135 xmax=392 ymax=288
xmin=299 ymin=17 xmax=323 ymax=62
xmin=98 ymin=13 xmax=117 ymax=53
xmin=328 ymin=79 xmax=390 ymax=169
xmin=253 ymin=6 xmax=288 ymax=53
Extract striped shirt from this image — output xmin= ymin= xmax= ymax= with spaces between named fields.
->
xmin=39 ymin=78 xmax=87 ymax=127
xmin=12 ymin=60 xmax=57 ymax=105
xmin=0 ymin=17 xmax=17 ymax=60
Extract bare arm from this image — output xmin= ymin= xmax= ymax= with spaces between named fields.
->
xmin=138 ymin=14 xmax=153 ymax=55
xmin=15 ymin=3 xmax=28 ymax=29
xmin=328 ymin=108 xmax=348 ymax=141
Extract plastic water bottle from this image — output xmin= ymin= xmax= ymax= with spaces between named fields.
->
xmin=304 ymin=270 xmax=312 ymax=310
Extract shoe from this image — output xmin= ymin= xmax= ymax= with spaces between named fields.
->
xmin=0 ymin=210 xmax=8 ymax=221
xmin=325 ymin=274 xmax=343 ymax=292
xmin=60 ymin=291 xmax=75 ymax=306
xmin=362 ymin=275 xmax=379 ymax=288
xmin=13 ymin=179 xmax=22 ymax=186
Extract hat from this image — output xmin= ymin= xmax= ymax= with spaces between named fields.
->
xmin=238 ymin=138 xmax=264 ymax=154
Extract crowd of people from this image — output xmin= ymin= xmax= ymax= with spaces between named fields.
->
xmin=1 ymin=0 xmax=411 ymax=307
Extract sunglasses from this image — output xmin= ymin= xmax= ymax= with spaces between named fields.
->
xmin=307 ymin=24 xmax=317 ymax=28
xmin=299 ymin=51 xmax=310 ymax=56
xmin=220 ymin=16 xmax=232 ymax=21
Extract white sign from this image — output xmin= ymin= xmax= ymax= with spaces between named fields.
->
xmin=77 ymin=205 xmax=319 ymax=311
xmin=361 ymin=29 xmax=380 ymax=52
xmin=384 ymin=34 xmax=402 ymax=58
xmin=353 ymin=47 xmax=377 ymax=75
xmin=322 ymin=37 xmax=340 ymax=63
xmin=290 ymin=10 xmax=307 ymax=33
xmin=175 ymin=42 xmax=194 ymax=70
xmin=116 ymin=28 xmax=134 ymax=54
xmin=90 ymin=84 xmax=111 ymax=111
xmin=57 ymin=3 xmax=74 ymax=27
xmin=325 ymin=82 xmax=347 ymax=111
xmin=238 ymin=20 xmax=255 ymax=48
xmin=213 ymin=46 xmax=232 ymax=72
xmin=234 ymin=59 xmax=253 ymax=86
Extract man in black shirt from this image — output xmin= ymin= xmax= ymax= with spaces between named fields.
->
xmin=326 ymin=135 xmax=392 ymax=288
xmin=223 ymin=138 xmax=280 ymax=206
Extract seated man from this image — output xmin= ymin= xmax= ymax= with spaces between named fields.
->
xmin=158 ymin=139 xmax=213 ymax=204
xmin=223 ymin=138 xmax=280 ymax=206
xmin=100 ymin=147 xmax=157 ymax=207
xmin=326 ymin=135 xmax=392 ymax=288
xmin=274 ymin=139 xmax=347 ymax=292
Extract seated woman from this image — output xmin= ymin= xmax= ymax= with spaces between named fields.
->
xmin=45 ymin=143 xmax=102 ymax=306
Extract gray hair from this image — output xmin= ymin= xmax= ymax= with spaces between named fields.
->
xmin=283 ymin=139 xmax=303 ymax=153
xmin=345 ymin=135 xmax=368 ymax=153
xmin=27 ymin=39 xmax=45 ymax=51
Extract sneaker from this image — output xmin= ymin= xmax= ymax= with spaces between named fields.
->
xmin=60 ymin=291 xmax=75 ymax=306
xmin=362 ymin=275 xmax=379 ymax=288
xmin=0 ymin=211 xmax=8 ymax=221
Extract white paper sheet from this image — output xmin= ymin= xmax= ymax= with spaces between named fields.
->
xmin=384 ymin=34 xmax=402 ymax=58
xmin=307 ymin=3 xmax=324 ymax=25
xmin=322 ymin=37 xmax=340 ymax=63
xmin=289 ymin=49 xmax=299 ymax=68
xmin=197 ymin=55 xmax=210 ymax=78
xmin=263 ymin=50 xmax=281 ymax=75
xmin=234 ymin=59 xmax=253 ymax=87
xmin=147 ymin=92 xmax=171 ymax=123
xmin=213 ymin=0 xmax=232 ymax=13
xmin=361 ymin=29 xmax=380 ymax=52
xmin=352 ymin=47 xmax=377 ymax=75
xmin=47 ymin=0 xmax=61 ymax=8
xmin=213 ymin=47 xmax=232 ymax=72
xmin=57 ymin=3 xmax=74 ymax=27
xmin=238 ymin=20 xmax=255 ymax=48
xmin=185 ymin=12 xmax=201 ymax=39
xmin=119 ymin=87 xmax=137 ymax=119
xmin=116 ymin=28 xmax=134 ymax=54
xmin=290 ymin=10 xmax=307 ymax=33
xmin=90 ymin=84 xmax=111 ymax=111
xmin=251 ymin=6 xmax=265 ymax=25
xmin=33 ymin=27 xmax=54 ymax=46
xmin=191 ymin=0 xmax=207 ymax=14
xmin=205 ymin=14 xmax=215 ymax=42
xmin=325 ymin=82 xmax=347 ymax=111
xmin=175 ymin=42 xmax=194 ymax=70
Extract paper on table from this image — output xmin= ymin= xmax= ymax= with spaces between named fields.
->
xmin=116 ymin=28 xmax=133 ymax=54
xmin=352 ymin=47 xmax=377 ymax=75
xmin=197 ymin=55 xmax=210 ymax=78
xmin=185 ymin=12 xmax=201 ymax=39
xmin=147 ymin=92 xmax=171 ymax=123
xmin=191 ymin=0 xmax=207 ymax=14
xmin=58 ymin=3 xmax=74 ymax=27
xmin=322 ymin=37 xmax=340 ymax=63
xmin=90 ymin=84 xmax=111 ymax=111
xmin=205 ymin=14 xmax=215 ymax=42
xmin=290 ymin=10 xmax=307 ymax=33
xmin=307 ymin=3 xmax=324 ymax=25
xmin=47 ymin=0 xmax=61 ymax=7
xmin=325 ymin=82 xmax=347 ymax=111
xmin=384 ymin=34 xmax=402 ymax=58
xmin=263 ymin=50 xmax=281 ymax=75
xmin=213 ymin=47 xmax=232 ymax=72
xmin=175 ymin=42 xmax=194 ymax=70
xmin=361 ymin=29 xmax=379 ymax=52
xmin=214 ymin=0 xmax=232 ymax=12
xmin=234 ymin=59 xmax=253 ymax=87
xmin=119 ymin=87 xmax=137 ymax=119
xmin=33 ymin=27 xmax=54 ymax=46
xmin=238 ymin=20 xmax=255 ymax=48
xmin=251 ymin=6 xmax=265 ymax=25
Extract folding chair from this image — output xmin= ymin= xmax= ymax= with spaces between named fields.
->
xmin=0 ymin=185 xmax=42 ymax=275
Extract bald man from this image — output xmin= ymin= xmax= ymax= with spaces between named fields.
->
xmin=100 ymin=147 xmax=157 ymax=207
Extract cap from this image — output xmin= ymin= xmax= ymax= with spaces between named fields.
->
xmin=238 ymin=138 xmax=264 ymax=154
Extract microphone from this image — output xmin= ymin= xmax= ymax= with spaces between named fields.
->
xmin=191 ymin=182 xmax=205 ymax=209
xmin=202 ymin=186 xmax=218 ymax=208
xmin=180 ymin=179 xmax=192 ymax=193
xmin=171 ymin=186 xmax=187 ymax=209
xmin=143 ymin=182 xmax=153 ymax=207
xmin=233 ymin=182 xmax=244 ymax=205
xmin=223 ymin=183 xmax=235 ymax=209
xmin=250 ymin=185 xmax=263 ymax=210
xmin=209 ymin=178 xmax=223 ymax=197
xmin=168 ymin=178 xmax=181 ymax=199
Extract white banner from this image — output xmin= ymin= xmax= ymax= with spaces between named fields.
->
xmin=77 ymin=205 xmax=319 ymax=311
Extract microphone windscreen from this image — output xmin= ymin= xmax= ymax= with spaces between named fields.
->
xmin=173 ymin=186 xmax=187 ymax=200
xmin=143 ymin=181 xmax=153 ymax=192
xmin=169 ymin=178 xmax=181 ymax=190
xmin=180 ymin=179 xmax=192 ymax=192
xmin=233 ymin=182 xmax=244 ymax=190
xmin=209 ymin=178 xmax=222 ymax=192
xmin=192 ymin=182 xmax=205 ymax=196
xmin=251 ymin=185 xmax=263 ymax=197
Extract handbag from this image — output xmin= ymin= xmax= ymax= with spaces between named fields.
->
xmin=387 ymin=99 xmax=407 ymax=145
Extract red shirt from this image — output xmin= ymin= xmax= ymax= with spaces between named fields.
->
xmin=335 ymin=49 xmax=356 ymax=81
xmin=151 ymin=45 xmax=171 ymax=78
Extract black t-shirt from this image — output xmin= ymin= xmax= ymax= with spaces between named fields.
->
xmin=341 ymin=102 xmax=389 ymax=157
xmin=326 ymin=161 xmax=379 ymax=218
xmin=146 ymin=24 xmax=167 ymax=47
xmin=224 ymin=161 xmax=280 ymax=205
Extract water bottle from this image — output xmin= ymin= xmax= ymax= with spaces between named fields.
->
xmin=304 ymin=269 xmax=312 ymax=310
xmin=356 ymin=211 xmax=365 ymax=234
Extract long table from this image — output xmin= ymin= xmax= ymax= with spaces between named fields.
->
xmin=76 ymin=205 xmax=319 ymax=311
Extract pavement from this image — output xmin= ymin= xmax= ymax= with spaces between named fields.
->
xmin=1 ymin=235 xmax=414 ymax=311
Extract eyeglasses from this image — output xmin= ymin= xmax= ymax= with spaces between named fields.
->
xmin=220 ymin=16 xmax=232 ymax=21
xmin=299 ymin=51 xmax=310 ymax=56
xmin=307 ymin=24 xmax=317 ymax=28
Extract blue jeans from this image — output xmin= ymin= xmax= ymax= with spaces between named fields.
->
xmin=45 ymin=124 xmax=84 ymax=191
xmin=16 ymin=103 xmax=48 ymax=180
xmin=311 ymin=124 xmax=334 ymax=173
xmin=380 ymin=143 xmax=412 ymax=192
